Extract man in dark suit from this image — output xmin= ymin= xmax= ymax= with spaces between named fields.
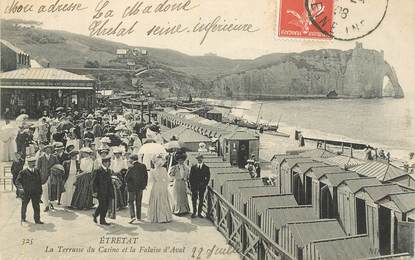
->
xmin=189 ymin=154 xmax=210 ymax=218
xmin=92 ymin=155 xmax=114 ymax=225
xmin=125 ymin=154 xmax=148 ymax=224
xmin=15 ymin=156 xmax=44 ymax=224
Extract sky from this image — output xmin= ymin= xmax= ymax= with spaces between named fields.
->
xmin=1 ymin=0 xmax=414 ymax=97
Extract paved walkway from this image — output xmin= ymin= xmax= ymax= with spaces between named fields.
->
xmin=0 ymin=182 xmax=241 ymax=260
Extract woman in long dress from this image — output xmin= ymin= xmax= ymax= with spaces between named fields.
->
xmin=71 ymin=148 xmax=95 ymax=209
xmin=148 ymin=154 xmax=172 ymax=223
xmin=62 ymin=150 xmax=79 ymax=208
xmin=168 ymin=151 xmax=190 ymax=215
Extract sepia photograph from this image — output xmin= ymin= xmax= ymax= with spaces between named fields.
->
xmin=0 ymin=0 xmax=414 ymax=259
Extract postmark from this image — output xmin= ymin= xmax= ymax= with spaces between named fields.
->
xmin=305 ymin=0 xmax=389 ymax=41
xmin=278 ymin=0 xmax=334 ymax=39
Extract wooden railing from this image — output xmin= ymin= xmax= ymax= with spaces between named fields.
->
xmin=205 ymin=186 xmax=294 ymax=260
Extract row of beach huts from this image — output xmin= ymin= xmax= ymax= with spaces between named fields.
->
xmin=159 ymin=111 xmax=414 ymax=260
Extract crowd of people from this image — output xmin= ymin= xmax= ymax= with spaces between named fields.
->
xmin=2 ymin=108 xmax=212 ymax=225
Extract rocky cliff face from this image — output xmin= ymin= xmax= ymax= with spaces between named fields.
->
xmin=210 ymin=44 xmax=402 ymax=98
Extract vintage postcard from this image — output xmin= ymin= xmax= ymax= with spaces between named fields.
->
xmin=0 ymin=0 xmax=414 ymax=259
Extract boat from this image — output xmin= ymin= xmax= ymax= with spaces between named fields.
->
xmin=263 ymin=130 xmax=290 ymax=138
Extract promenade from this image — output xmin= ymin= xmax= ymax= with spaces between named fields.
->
xmin=0 ymin=178 xmax=241 ymax=260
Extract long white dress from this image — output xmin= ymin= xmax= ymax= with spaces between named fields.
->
xmin=148 ymin=166 xmax=172 ymax=223
xmin=62 ymin=159 xmax=77 ymax=207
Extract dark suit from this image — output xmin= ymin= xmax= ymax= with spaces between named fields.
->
xmin=16 ymin=168 xmax=42 ymax=222
xmin=189 ymin=164 xmax=210 ymax=215
xmin=125 ymin=162 xmax=148 ymax=219
xmin=92 ymin=167 xmax=114 ymax=223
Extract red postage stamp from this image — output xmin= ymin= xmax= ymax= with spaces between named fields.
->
xmin=278 ymin=0 xmax=334 ymax=39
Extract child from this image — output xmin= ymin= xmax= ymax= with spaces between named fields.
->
xmin=11 ymin=152 xmax=25 ymax=197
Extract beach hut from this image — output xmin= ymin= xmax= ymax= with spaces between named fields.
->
xmin=220 ymin=130 xmax=259 ymax=168
xmin=246 ymin=194 xmax=297 ymax=227
xmin=290 ymin=161 xmax=328 ymax=204
xmin=322 ymin=154 xmax=365 ymax=170
xmin=204 ymin=161 xmax=232 ymax=168
xmin=279 ymin=219 xmax=345 ymax=260
xmin=350 ymin=161 xmax=415 ymax=189
xmin=210 ymin=167 xmax=249 ymax=176
xmin=222 ymin=178 xmax=264 ymax=203
xmin=161 ymin=126 xmax=213 ymax=151
xmin=271 ymin=154 xmax=308 ymax=192
xmin=303 ymin=235 xmax=379 ymax=260
xmin=234 ymin=186 xmax=281 ymax=214
xmin=280 ymin=157 xmax=315 ymax=194
xmin=355 ymin=184 xmax=404 ymax=255
xmin=376 ymin=191 xmax=415 ymax=256
xmin=318 ymin=171 xmax=360 ymax=219
xmin=303 ymin=165 xmax=348 ymax=216
xmin=262 ymin=205 xmax=317 ymax=244
xmin=210 ymin=172 xmax=250 ymax=193
xmin=336 ymin=177 xmax=381 ymax=235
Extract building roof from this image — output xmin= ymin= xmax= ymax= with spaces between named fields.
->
xmin=350 ymin=161 xmax=409 ymax=182
xmin=358 ymin=184 xmax=403 ymax=202
xmin=339 ymin=177 xmax=381 ymax=193
xmin=305 ymin=165 xmax=346 ymax=179
xmin=378 ymin=192 xmax=415 ymax=213
xmin=212 ymin=173 xmax=250 ymax=189
xmin=161 ymin=126 xmax=211 ymax=144
xmin=210 ymin=167 xmax=248 ymax=175
xmin=0 ymin=39 xmax=28 ymax=55
xmin=287 ymin=219 xmax=345 ymax=247
xmin=298 ymin=149 xmax=336 ymax=159
xmin=319 ymin=171 xmax=360 ymax=187
xmin=207 ymin=108 xmax=223 ymax=114
xmin=293 ymin=162 xmax=328 ymax=174
xmin=312 ymin=235 xmax=377 ymax=260
xmin=224 ymin=179 xmax=264 ymax=195
xmin=266 ymin=206 xmax=317 ymax=231
xmin=251 ymin=194 xmax=297 ymax=212
xmin=223 ymin=130 xmax=258 ymax=140
xmin=0 ymin=68 xmax=94 ymax=81
xmin=239 ymin=186 xmax=283 ymax=204
xmin=271 ymin=154 xmax=305 ymax=164
xmin=281 ymin=157 xmax=315 ymax=169
xmin=205 ymin=161 xmax=232 ymax=168
xmin=323 ymin=155 xmax=365 ymax=169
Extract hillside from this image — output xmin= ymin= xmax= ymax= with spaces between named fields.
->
xmin=0 ymin=19 xmax=403 ymax=99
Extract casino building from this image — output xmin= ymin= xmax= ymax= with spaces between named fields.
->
xmin=0 ymin=40 xmax=96 ymax=119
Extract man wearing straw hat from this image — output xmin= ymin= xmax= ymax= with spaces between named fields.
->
xmin=37 ymin=144 xmax=58 ymax=212
xmin=16 ymin=156 xmax=44 ymax=224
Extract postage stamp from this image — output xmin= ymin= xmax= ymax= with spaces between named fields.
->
xmin=278 ymin=0 xmax=334 ymax=40
xmin=278 ymin=0 xmax=389 ymax=41
xmin=306 ymin=0 xmax=389 ymax=41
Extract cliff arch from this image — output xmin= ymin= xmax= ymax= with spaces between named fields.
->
xmin=382 ymin=62 xmax=404 ymax=98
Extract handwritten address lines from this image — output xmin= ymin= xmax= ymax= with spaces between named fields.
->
xmin=3 ymin=0 xmax=260 ymax=45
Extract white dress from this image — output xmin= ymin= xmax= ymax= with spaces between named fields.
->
xmin=62 ymin=160 xmax=77 ymax=207
xmin=148 ymin=166 xmax=172 ymax=223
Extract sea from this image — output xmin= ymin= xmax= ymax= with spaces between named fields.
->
xmin=206 ymin=97 xmax=415 ymax=162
